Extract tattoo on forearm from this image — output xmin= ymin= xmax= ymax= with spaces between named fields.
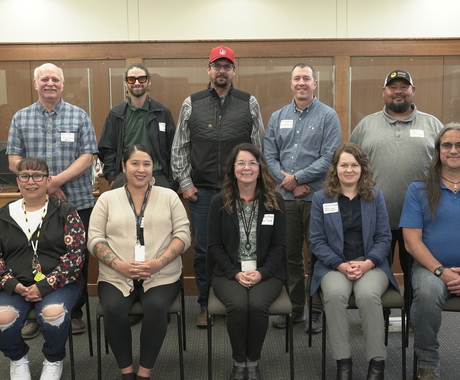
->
xmin=159 ymin=247 xmax=178 ymax=267
xmin=94 ymin=243 xmax=117 ymax=268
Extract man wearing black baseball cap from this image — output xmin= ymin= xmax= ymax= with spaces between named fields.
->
xmin=350 ymin=69 xmax=444 ymax=335
xmin=171 ymin=46 xmax=264 ymax=329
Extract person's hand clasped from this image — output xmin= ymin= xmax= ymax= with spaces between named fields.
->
xmin=15 ymin=284 xmax=43 ymax=302
xmin=445 ymin=267 xmax=460 ymax=295
xmin=235 ymin=270 xmax=262 ymax=288
xmin=118 ymin=260 xmax=152 ymax=281
xmin=183 ymin=187 xmax=198 ymax=202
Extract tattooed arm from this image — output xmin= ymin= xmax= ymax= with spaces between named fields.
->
xmin=142 ymin=237 xmax=185 ymax=276
xmin=93 ymin=242 xmax=141 ymax=279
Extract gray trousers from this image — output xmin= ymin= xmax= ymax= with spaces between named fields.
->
xmin=321 ymin=267 xmax=389 ymax=362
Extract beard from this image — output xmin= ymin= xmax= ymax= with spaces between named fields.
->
xmin=386 ymin=100 xmax=411 ymax=114
xmin=213 ymin=74 xmax=229 ymax=88
xmin=128 ymin=85 xmax=148 ymax=98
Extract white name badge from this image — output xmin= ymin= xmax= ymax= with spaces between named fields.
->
xmin=262 ymin=214 xmax=274 ymax=225
xmin=241 ymin=260 xmax=257 ymax=272
xmin=323 ymin=202 xmax=339 ymax=214
xmin=140 ymin=217 xmax=144 ymax=228
xmin=61 ymin=132 xmax=75 ymax=142
xmin=159 ymin=122 xmax=166 ymax=132
xmin=410 ymin=129 xmax=425 ymax=138
xmin=280 ymin=120 xmax=293 ymax=129
xmin=135 ymin=245 xmax=145 ymax=261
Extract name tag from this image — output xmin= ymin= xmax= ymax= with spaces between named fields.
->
xmin=410 ymin=129 xmax=425 ymax=138
xmin=241 ymin=260 xmax=257 ymax=272
xmin=140 ymin=217 xmax=144 ymax=228
xmin=323 ymin=202 xmax=339 ymax=214
xmin=61 ymin=132 xmax=75 ymax=142
xmin=280 ymin=120 xmax=293 ymax=129
xmin=262 ymin=214 xmax=274 ymax=225
xmin=159 ymin=122 xmax=166 ymax=132
xmin=135 ymin=245 xmax=145 ymax=261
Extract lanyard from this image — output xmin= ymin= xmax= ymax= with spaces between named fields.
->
xmin=238 ymin=200 xmax=257 ymax=251
xmin=125 ymin=185 xmax=151 ymax=245
xmin=23 ymin=195 xmax=49 ymax=270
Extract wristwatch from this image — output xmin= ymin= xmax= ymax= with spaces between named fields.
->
xmin=294 ymin=175 xmax=299 ymax=184
xmin=434 ymin=266 xmax=445 ymax=277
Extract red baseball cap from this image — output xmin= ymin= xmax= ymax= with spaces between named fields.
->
xmin=209 ymin=46 xmax=235 ymax=64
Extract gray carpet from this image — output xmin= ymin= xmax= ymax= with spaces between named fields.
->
xmin=1 ymin=294 xmax=459 ymax=379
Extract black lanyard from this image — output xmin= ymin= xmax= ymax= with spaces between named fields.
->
xmin=238 ymin=200 xmax=257 ymax=251
xmin=125 ymin=185 xmax=151 ymax=245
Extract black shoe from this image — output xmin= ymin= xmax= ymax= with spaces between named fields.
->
xmin=336 ymin=358 xmax=352 ymax=380
xmin=366 ymin=359 xmax=384 ymax=380
xmin=247 ymin=365 xmax=261 ymax=380
xmin=230 ymin=365 xmax=246 ymax=380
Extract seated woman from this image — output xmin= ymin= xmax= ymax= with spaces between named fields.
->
xmin=309 ymin=142 xmax=398 ymax=380
xmin=88 ymin=144 xmax=191 ymax=380
xmin=208 ymin=143 xmax=286 ymax=380
xmin=0 ymin=157 xmax=85 ymax=380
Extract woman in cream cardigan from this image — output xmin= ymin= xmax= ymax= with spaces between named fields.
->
xmin=88 ymin=144 xmax=191 ymax=380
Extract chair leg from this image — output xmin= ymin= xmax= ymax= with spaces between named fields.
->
xmin=174 ymin=312 xmax=185 ymax=380
xmin=68 ymin=327 xmax=76 ymax=380
xmin=321 ymin=311 xmax=326 ymax=380
xmin=85 ymin=290 xmax=94 ymax=356
xmin=308 ymin=293 xmax=313 ymax=347
xmin=401 ymin=307 xmax=406 ymax=380
xmin=287 ymin=313 xmax=294 ymax=380
xmin=207 ymin=312 xmax=213 ymax=380
xmin=97 ymin=315 xmax=103 ymax=380
xmin=384 ymin=308 xmax=390 ymax=346
xmin=180 ymin=287 xmax=186 ymax=351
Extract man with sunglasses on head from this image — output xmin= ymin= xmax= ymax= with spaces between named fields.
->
xmin=98 ymin=63 xmax=178 ymax=190
xmin=6 ymin=62 xmax=98 ymax=340
xmin=171 ymin=46 xmax=264 ymax=327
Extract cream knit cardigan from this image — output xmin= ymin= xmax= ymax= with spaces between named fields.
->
xmin=88 ymin=186 xmax=191 ymax=296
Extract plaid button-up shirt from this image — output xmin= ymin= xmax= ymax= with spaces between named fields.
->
xmin=7 ymin=100 xmax=98 ymax=210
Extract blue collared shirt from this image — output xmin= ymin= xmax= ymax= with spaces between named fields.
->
xmin=7 ymin=100 xmax=98 ymax=210
xmin=264 ymin=97 xmax=341 ymax=201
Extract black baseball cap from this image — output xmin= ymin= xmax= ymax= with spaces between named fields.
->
xmin=384 ymin=70 xmax=414 ymax=86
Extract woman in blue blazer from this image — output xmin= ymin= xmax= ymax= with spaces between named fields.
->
xmin=208 ymin=143 xmax=286 ymax=380
xmin=310 ymin=142 xmax=398 ymax=380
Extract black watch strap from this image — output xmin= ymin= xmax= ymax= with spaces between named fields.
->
xmin=434 ymin=266 xmax=445 ymax=277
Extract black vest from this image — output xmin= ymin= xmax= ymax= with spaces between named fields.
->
xmin=189 ymin=86 xmax=253 ymax=188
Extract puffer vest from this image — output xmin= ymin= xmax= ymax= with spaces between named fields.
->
xmin=188 ymin=86 xmax=253 ymax=188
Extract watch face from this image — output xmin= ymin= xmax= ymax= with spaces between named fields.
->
xmin=435 ymin=266 xmax=444 ymax=276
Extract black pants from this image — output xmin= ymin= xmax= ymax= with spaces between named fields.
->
xmin=98 ymin=280 xmax=180 ymax=369
xmin=212 ymin=275 xmax=282 ymax=363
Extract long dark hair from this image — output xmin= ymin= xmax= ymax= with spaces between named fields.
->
xmin=17 ymin=157 xmax=49 ymax=175
xmin=422 ymin=123 xmax=460 ymax=219
xmin=122 ymin=144 xmax=153 ymax=165
xmin=323 ymin=142 xmax=375 ymax=201
xmin=220 ymin=143 xmax=280 ymax=214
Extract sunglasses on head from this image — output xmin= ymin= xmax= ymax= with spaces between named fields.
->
xmin=126 ymin=76 xmax=148 ymax=84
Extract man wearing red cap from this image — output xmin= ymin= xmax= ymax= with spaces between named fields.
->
xmin=171 ymin=46 xmax=264 ymax=328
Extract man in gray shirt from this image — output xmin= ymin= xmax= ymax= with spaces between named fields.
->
xmin=350 ymin=69 xmax=444 ymax=297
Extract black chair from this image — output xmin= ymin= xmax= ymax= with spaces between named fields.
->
xmin=308 ymin=253 xmax=406 ymax=380
xmin=206 ymin=249 xmax=294 ymax=380
xmin=95 ymin=277 xmax=186 ymax=380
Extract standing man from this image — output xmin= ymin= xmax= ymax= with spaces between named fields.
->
xmin=7 ymin=63 xmax=98 ymax=336
xmin=171 ymin=46 xmax=264 ymax=327
xmin=400 ymin=124 xmax=460 ymax=380
xmin=264 ymin=63 xmax=341 ymax=332
xmin=350 ymin=70 xmax=444 ymax=297
xmin=98 ymin=63 xmax=177 ymax=190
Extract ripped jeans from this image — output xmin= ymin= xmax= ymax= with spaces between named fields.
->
xmin=0 ymin=284 xmax=81 ymax=362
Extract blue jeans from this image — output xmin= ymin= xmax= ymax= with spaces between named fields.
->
xmin=411 ymin=261 xmax=451 ymax=370
xmin=0 ymin=284 xmax=81 ymax=362
xmin=188 ymin=186 xmax=219 ymax=309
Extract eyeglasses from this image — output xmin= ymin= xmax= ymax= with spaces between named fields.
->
xmin=210 ymin=63 xmax=235 ymax=72
xmin=440 ymin=142 xmax=460 ymax=151
xmin=235 ymin=161 xmax=259 ymax=168
xmin=17 ymin=173 xmax=49 ymax=182
xmin=126 ymin=76 xmax=148 ymax=84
